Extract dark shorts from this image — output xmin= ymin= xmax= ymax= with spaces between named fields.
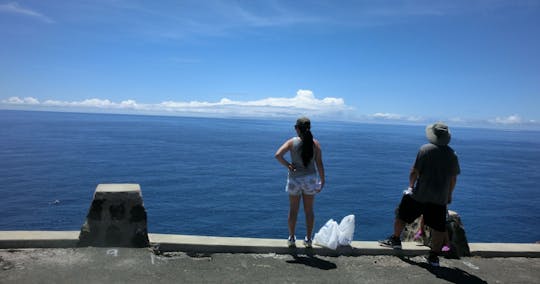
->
xmin=397 ymin=195 xmax=446 ymax=232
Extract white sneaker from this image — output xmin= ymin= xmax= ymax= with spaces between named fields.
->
xmin=303 ymin=237 xmax=313 ymax=248
xmin=287 ymin=236 xmax=296 ymax=247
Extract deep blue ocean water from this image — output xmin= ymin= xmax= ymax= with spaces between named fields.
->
xmin=1 ymin=110 xmax=539 ymax=243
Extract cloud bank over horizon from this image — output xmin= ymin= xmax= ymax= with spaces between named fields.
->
xmin=1 ymin=90 xmax=537 ymax=128
xmin=1 ymin=90 xmax=350 ymax=119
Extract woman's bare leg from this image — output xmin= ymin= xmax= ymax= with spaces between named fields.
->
xmin=288 ymin=195 xmax=301 ymax=238
xmin=302 ymin=194 xmax=315 ymax=239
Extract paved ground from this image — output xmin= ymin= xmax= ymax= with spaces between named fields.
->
xmin=1 ymin=248 xmax=539 ymax=283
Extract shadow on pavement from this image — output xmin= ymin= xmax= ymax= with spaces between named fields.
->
xmin=286 ymin=250 xmax=337 ymax=270
xmin=399 ymin=256 xmax=487 ymax=284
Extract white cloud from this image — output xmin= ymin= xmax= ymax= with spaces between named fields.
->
xmin=371 ymin=112 xmax=402 ymax=120
xmin=370 ymin=112 xmax=423 ymax=122
xmin=42 ymin=98 xmax=113 ymax=108
xmin=491 ymin=114 xmax=522 ymax=125
xmin=1 ymin=90 xmax=348 ymax=118
xmin=120 ymin=100 xmax=138 ymax=108
xmin=4 ymin=96 xmax=40 ymax=105
xmin=217 ymin=90 xmax=345 ymax=109
xmin=0 ymin=2 xmax=54 ymax=23
xmin=155 ymin=90 xmax=348 ymax=117
xmin=448 ymin=117 xmax=465 ymax=123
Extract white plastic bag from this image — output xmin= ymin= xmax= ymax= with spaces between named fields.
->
xmin=313 ymin=219 xmax=339 ymax=250
xmin=337 ymin=214 xmax=355 ymax=246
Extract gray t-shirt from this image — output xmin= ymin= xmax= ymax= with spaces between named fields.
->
xmin=411 ymin=143 xmax=461 ymax=205
xmin=289 ymin=137 xmax=317 ymax=178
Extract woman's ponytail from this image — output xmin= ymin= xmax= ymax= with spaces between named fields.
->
xmin=295 ymin=117 xmax=314 ymax=167
xmin=299 ymin=128 xmax=314 ymax=167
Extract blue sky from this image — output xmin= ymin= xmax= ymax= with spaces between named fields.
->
xmin=1 ymin=0 xmax=539 ymax=128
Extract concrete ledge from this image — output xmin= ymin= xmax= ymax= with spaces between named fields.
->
xmin=95 ymin=183 xmax=141 ymax=193
xmin=0 ymin=231 xmax=79 ymax=248
xmin=1 ymin=231 xmax=539 ymax=257
xmin=148 ymin=233 xmax=431 ymax=256
xmin=470 ymin=243 xmax=540 ymax=257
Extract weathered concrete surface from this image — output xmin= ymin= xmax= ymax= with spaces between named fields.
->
xmin=1 ymin=248 xmax=539 ymax=283
xmin=78 ymin=184 xmax=149 ymax=247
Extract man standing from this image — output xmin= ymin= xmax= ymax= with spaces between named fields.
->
xmin=379 ymin=122 xmax=460 ymax=267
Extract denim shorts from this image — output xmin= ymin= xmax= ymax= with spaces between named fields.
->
xmin=286 ymin=174 xmax=319 ymax=196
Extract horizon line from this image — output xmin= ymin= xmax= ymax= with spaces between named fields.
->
xmin=1 ymin=106 xmax=539 ymax=132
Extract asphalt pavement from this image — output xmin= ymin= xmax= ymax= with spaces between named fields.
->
xmin=1 ymin=247 xmax=539 ymax=283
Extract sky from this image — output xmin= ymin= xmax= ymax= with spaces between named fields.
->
xmin=1 ymin=0 xmax=539 ymax=128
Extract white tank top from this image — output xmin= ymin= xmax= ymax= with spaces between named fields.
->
xmin=289 ymin=137 xmax=317 ymax=178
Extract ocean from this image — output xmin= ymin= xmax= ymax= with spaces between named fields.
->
xmin=1 ymin=110 xmax=539 ymax=243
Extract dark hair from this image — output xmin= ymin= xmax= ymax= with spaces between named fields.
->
xmin=296 ymin=117 xmax=314 ymax=167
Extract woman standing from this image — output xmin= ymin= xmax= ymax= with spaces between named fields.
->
xmin=275 ymin=117 xmax=325 ymax=248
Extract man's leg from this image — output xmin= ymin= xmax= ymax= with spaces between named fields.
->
xmin=393 ymin=217 xmax=406 ymax=239
xmin=380 ymin=196 xmax=419 ymax=249
xmin=423 ymin=203 xmax=448 ymax=266
xmin=380 ymin=195 xmax=423 ymax=249
xmin=431 ymin=229 xmax=445 ymax=254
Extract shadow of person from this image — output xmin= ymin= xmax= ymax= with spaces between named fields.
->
xmin=399 ymin=256 xmax=487 ymax=284
xmin=286 ymin=251 xmax=337 ymax=270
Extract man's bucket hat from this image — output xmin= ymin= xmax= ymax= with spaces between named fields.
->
xmin=426 ymin=122 xmax=451 ymax=146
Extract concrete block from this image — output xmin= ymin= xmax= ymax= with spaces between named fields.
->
xmin=78 ymin=184 xmax=149 ymax=247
